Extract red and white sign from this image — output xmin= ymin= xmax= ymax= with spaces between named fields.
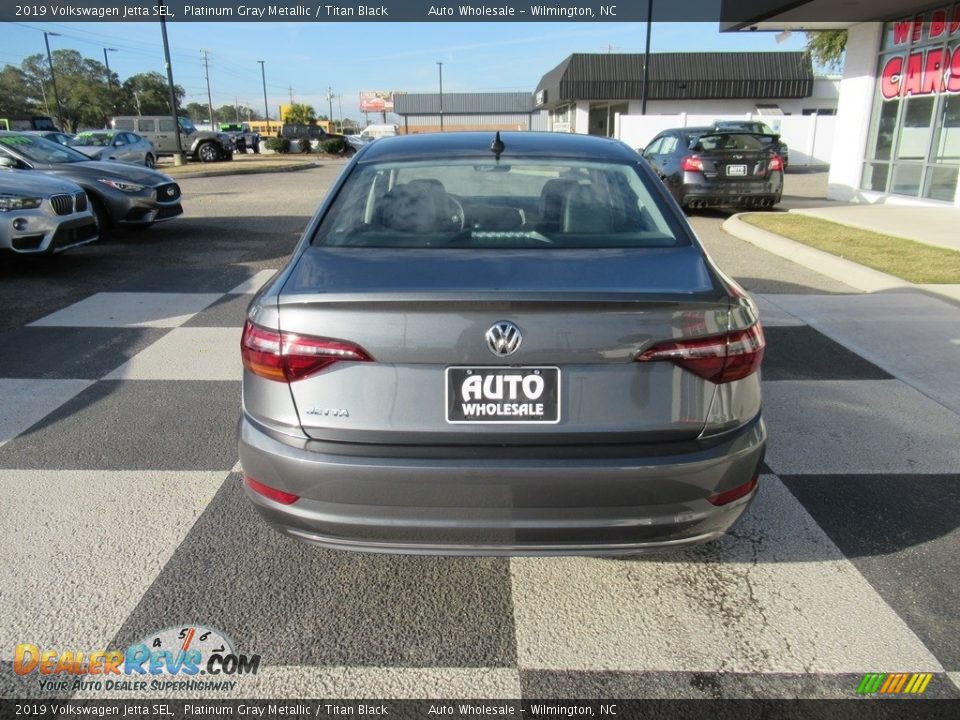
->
xmin=360 ymin=91 xmax=394 ymax=113
xmin=881 ymin=4 xmax=960 ymax=99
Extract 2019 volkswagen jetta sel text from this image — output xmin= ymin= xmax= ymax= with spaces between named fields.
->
xmin=239 ymin=131 xmax=766 ymax=556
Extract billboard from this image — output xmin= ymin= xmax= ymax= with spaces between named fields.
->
xmin=360 ymin=91 xmax=394 ymax=112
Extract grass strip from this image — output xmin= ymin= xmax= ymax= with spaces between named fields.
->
xmin=740 ymin=213 xmax=960 ymax=284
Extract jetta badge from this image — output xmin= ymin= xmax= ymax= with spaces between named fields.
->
xmin=486 ymin=321 xmax=522 ymax=357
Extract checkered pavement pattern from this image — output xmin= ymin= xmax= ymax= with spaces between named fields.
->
xmin=1 ymin=271 xmax=958 ymax=701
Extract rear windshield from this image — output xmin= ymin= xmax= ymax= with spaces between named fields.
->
xmin=693 ymin=133 xmax=773 ymax=152
xmin=312 ymin=159 xmax=687 ymax=249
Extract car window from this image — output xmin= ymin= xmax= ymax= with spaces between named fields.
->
xmin=644 ymin=137 xmax=663 ymax=155
xmin=313 ymin=159 xmax=688 ymax=249
xmin=114 ymin=118 xmax=134 ymax=131
xmin=660 ymin=135 xmax=679 ymax=154
xmin=159 ymin=118 xmax=176 ymax=132
xmin=695 ymin=133 xmax=770 ymax=151
xmin=0 ymin=133 xmax=90 ymax=163
xmin=73 ymin=133 xmax=112 ymax=147
xmin=113 ymin=134 xmax=128 ymax=146
xmin=138 ymin=119 xmax=155 ymax=133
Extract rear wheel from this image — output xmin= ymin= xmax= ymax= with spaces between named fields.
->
xmin=197 ymin=142 xmax=221 ymax=163
xmin=144 ymin=154 xmax=155 ymax=169
xmin=252 ymin=141 xmax=260 ymax=154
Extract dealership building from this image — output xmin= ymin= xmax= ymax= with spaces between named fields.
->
xmin=727 ymin=1 xmax=960 ymax=206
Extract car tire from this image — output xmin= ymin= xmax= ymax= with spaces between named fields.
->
xmin=90 ymin=196 xmax=112 ymax=240
xmin=197 ymin=142 xmax=221 ymax=163
xmin=144 ymin=154 xmax=156 ymax=169
xmin=253 ymin=142 xmax=260 ymax=154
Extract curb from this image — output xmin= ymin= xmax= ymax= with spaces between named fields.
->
xmin=722 ymin=213 xmax=912 ymax=293
xmin=159 ymin=160 xmax=325 ymax=180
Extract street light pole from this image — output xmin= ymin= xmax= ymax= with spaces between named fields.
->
xmin=258 ymin=60 xmax=271 ymax=134
xmin=157 ymin=1 xmax=184 ymax=165
xmin=103 ymin=47 xmax=117 ymax=115
xmin=43 ymin=31 xmax=63 ymax=129
xmin=437 ymin=62 xmax=443 ymax=132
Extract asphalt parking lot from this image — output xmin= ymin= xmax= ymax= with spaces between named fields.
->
xmin=1 ymin=166 xmax=958 ymax=701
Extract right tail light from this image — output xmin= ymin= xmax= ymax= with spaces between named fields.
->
xmin=636 ymin=322 xmax=765 ymax=384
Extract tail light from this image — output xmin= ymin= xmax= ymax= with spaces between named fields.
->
xmin=636 ymin=322 xmax=765 ymax=384
xmin=245 ymin=476 xmax=300 ymax=505
xmin=681 ymin=155 xmax=704 ymax=172
xmin=241 ymin=320 xmax=372 ymax=382
xmin=768 ymin=154 xmax=784 ymax=171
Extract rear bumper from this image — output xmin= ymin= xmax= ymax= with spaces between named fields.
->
xmin=238 ymin=413 xmax=767 ymax=555
xmin=680 ymin=175 xmax=782 ymax=207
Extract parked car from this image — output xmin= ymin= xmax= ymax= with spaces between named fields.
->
xmin=641 ymin=127 xmax=784 ymax=210
xmin=358 ymin=124 xmax=399 ymax=140
xmin=238 ymin=131 xmax=766 ymax=555
xmin=342 ymin=134 xmax=370 ymax=155
xmin=220 ymin=122 xmax=260 ymax=154
xmin=23 ymin=130 xmax=75 ymax=146
xmin=111 ymin=115 xmax=234 ymax=163
xmin=0 ymin=168 xmax=98 ymax=255
xmin=0 ymin=131 xmax=183 ymax=238
xmin=712 ymin=120 xmax=789 ymax=168
xmin=0 ymin=116 xmax=59 ymax=132
xmin=70 ymin=130 xmax=157 ymax=168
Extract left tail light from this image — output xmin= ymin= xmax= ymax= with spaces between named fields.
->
xmin=241 ymin=320 xmax=373 ymax=382
xmin=636 ymin=322 xmax=765 ymax=384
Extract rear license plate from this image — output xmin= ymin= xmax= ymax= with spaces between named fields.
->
xmin=726 ymin=164 xmax=747 ymax=176
xmin=446 ymin=367 xmax=560 ymax=424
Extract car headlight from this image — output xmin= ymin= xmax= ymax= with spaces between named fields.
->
xmin=97 ymin=178 xmax=145 ymax=193
xmin=0 ymin=195 xmax=43 ymax=212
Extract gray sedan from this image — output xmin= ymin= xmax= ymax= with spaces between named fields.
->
xmin=71 ymin=130 xmax=157 ymax=168
xmin=238 ymin=131 xmax=767 ymax=556
xmin=0 ymin=131 xmax=182 ymax=238
xmin=0 ymin=168 xmax=98 ymax=254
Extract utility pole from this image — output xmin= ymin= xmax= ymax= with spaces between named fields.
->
xmin=288 ymin=85 xmax=294 ymax=105
xmin=336 ymin=94 xmax=343 ymax=132
xmin=43 ymin=32 xmax=63 ymax=129
xmin=258 ymin=60 xmax=270 ymax=133
xmin=235 ymin=96 xmax=240 ymax=122
xmin=201 ymin=49 xmax=215 ymax=126
xmin=327 ymin=87 xmax=334 ymax=127
xmin=437 ymin=62 xmax=443 ymax=131
xmin=158 ymin=2 xmax=184 ymax=165
xmin=641 ymin=0 xmax=653 ymax=116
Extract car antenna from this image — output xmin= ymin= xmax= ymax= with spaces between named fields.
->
xmin=490 ymin=131 xmax=505 ymax=160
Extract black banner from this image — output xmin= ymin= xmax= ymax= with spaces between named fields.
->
xmin=2 ymin=699 xmax=959 ymax=720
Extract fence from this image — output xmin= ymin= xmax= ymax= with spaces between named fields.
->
xmin=615 ymin=113 xmax=837 ymax=168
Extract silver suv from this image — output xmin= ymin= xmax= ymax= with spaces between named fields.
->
xmin=111 ymin=115 xmax=234 ymax=163
xmin=0 ymin=168 xmax=98 ymax=255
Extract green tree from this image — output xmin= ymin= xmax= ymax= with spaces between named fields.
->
xmin=0 ymin=65 xmax=39 ymax=117
xmin=213 ymin=103 xmax=261 ymax=123
xmin=805 ymin=30 xmax=847 ymax=72
xmin=19 ymin=50 xmax=115 ymax=131
xmin=121 ymin=71 xmax=185 ymax=117
xmin=282 ymin=103 xmax=316 ymax=124
xmin=184 ymin=102 xmax=208 ymax=123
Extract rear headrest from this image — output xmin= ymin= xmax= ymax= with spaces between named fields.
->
xmin=561 ymin=185 xmax=614 ymax=234
xmin=378 ymin=181 xmax=450 ymax=233
xmin=538 ymin=178 xmax=580 ymax=225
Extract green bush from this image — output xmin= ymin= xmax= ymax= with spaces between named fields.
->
xmin=296 ymin=136 xmax=313 ymax=153
xmin=319 ymin=138 xmax=345 ymax=155
xmin=266 ymin=137 xmax=290 ymax=153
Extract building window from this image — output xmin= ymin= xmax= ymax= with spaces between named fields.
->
xmin=863 ymin=9 xmax=960 ymax=203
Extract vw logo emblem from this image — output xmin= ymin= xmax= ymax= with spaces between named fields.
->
xmin=486 ymin=321 xmax=522 ymax=357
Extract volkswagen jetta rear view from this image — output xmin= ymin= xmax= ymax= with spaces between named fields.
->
xmin=239 ymin=132 xmax=766 ymax=555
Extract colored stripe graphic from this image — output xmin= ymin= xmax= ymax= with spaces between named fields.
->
xmin=857 ymin=672 xmax=931 ymax=695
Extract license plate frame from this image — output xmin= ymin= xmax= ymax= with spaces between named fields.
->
xmin=726 ymin=164 xmax=748 ymax=176
xmin=445 ymin=366 xmax=561 ymax=424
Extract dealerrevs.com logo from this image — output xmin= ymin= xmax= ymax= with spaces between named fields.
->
xmin=14 ymin=625 xmax=261 ymax=693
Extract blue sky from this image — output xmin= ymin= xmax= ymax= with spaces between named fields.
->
xmin=0 ymin=21 xmax=808 ymax=122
